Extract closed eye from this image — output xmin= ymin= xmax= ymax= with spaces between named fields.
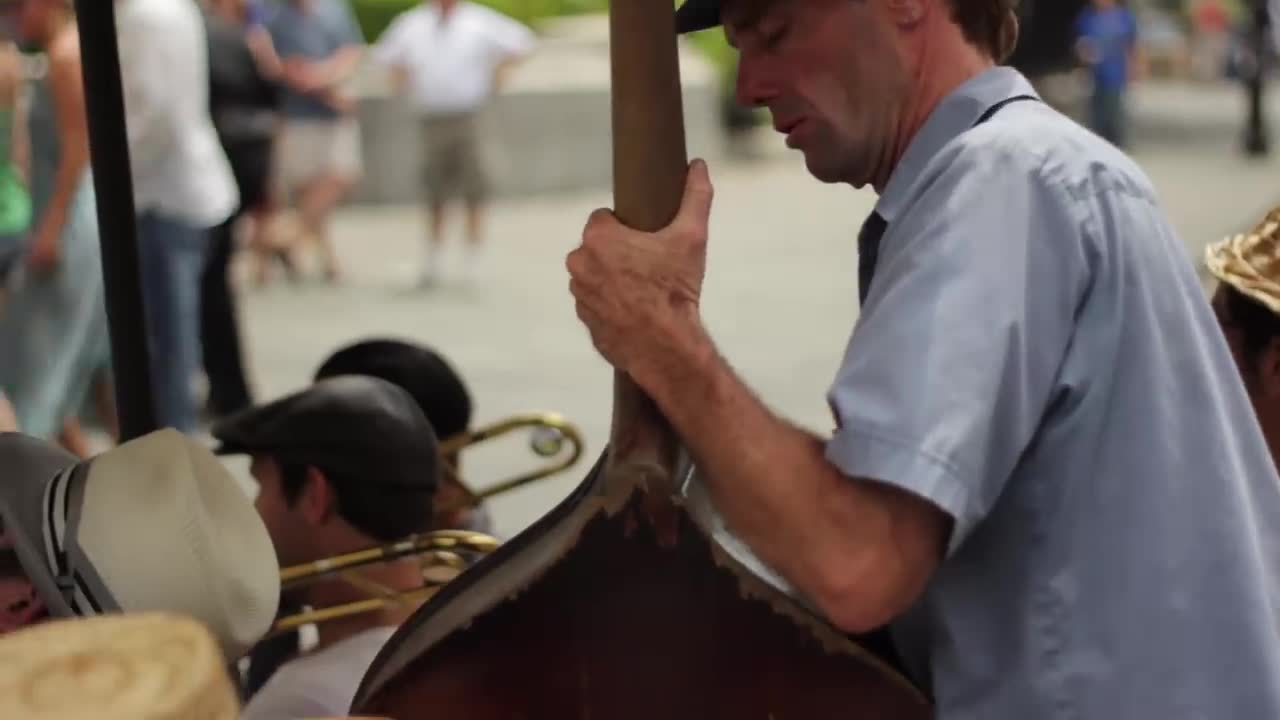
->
xmin=761 ymin=22 xmax=788 ymax=48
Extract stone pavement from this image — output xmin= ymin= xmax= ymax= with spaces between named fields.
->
xmin=223 ymin=79 xmax=1280 ymax=539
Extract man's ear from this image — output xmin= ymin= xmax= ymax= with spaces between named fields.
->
xmin=299 ymin=467 xmax=337 ymax=527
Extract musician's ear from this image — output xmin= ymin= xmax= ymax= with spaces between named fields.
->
xmin=299 ymin=466 xmax=337 ymax=526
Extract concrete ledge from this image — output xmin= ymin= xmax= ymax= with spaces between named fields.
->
xmin=349 ymin=16 xmax=726 ymax=204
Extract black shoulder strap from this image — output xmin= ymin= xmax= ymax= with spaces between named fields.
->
xmin=972 ymin=93 xmax=1040 ymax=127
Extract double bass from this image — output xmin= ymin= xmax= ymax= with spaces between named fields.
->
xmin=349 ymin=0 xmax=935 ymax=717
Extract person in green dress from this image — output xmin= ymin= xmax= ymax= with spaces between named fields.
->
xmin=0 ymin=0 xmax=109 ymax=457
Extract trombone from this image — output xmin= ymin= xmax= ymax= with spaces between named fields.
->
xmin=272 ymin=530 xmax=501 ymax=634
xmin=435 ymin=411 xmax=585 ymax=514
xmin=266 ymin=412 xmax=583 ymax=634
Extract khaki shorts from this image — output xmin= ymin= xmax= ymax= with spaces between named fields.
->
xmin=421 ymin=111 xmax=492 ymax=205
xmin=275 ymin=116 xmax=363 ymax=193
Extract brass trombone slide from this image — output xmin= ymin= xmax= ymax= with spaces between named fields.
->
xmin=272 ymin=530 xmax=501 ymax=634
xmin=437 ymin=412 xmax=585 ymax=513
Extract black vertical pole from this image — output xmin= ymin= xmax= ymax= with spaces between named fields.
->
xmin=1245 ymin=0 xmax=1270 ymax=157
xmin=71 ymin=0 xmax=157 ymax=440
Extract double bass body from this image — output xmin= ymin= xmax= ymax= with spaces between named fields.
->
xmin=352 ymin=457 xmax=932 ymax=718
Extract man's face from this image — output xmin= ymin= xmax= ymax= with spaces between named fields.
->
xmin=723 ymin=0 xmax=913 ymax=186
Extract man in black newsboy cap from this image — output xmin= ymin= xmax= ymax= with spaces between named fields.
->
xmin=212 ymin=374 xmax=439 ymax=719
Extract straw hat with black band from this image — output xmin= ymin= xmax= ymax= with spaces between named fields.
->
xmin=0 ymin=428 xmax=280 ymax=662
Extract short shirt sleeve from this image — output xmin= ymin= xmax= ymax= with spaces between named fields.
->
xmin=331 ymin=0 xmax=365 ymax=46
xmin=371 ymin=12 xmax=413 ymax=66
xmin=824 ymin=136 xmax=1090 ymax=557
xmin=264 ymin=10 xmax=299 ymax=57
xmin=477 ymin=7 xmax=535 ymax=59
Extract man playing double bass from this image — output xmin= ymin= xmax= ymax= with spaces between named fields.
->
xmin=566 ymin=0 xmax=1280 ymax=717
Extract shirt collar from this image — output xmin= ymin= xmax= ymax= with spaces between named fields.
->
xmin=874 ymin=67 xmax=1039 ymax=225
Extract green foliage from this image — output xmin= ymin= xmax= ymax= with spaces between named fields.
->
xmin=347 ymin=0 xmax=609 ymax=40
xmin=684 ymin=26 xmax=736 ymax=85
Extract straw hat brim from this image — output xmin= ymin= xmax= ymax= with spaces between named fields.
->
xmin=0 ymin=612 xmax=240 ymax=720
xmin=1205 ymin=208 xmax=1280 ymax=316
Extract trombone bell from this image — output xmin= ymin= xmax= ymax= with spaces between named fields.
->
xmin=437 ymin=412 xmax=585 ymax=514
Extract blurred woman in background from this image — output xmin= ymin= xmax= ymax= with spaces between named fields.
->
xmin=0 ymin=0 xmax=108 ymax=457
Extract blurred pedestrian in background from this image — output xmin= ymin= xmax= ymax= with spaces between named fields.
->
xmin=1075 ymin=0 xmax=1143 ymax=148
xmin=0 ymin=0 xmax=109 ymax=457
xmin=118 ymin=0 xmax=239 ymax=434
xmin=0 ymin=37 xmax=28 ymax=288
xmin=265 ymin=0 xmax=364 ymax=284
xmin=1189 ymin=0 xmax=1231 ymax=82
xmin=372 ymin=0 xmax=533 ymax=288
xmin=201 ymin=0 xmax=285 ymax=420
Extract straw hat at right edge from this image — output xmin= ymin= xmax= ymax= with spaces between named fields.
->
xmin=1205 ymin=206 xmax=1280 ymax=315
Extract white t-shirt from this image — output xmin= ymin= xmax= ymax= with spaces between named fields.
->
xmin=239 ymin=626 xmax=397 ymax=719
xmin=371 ymin=1 xmax=535 ymax=116
xmin=116 ymin=0 xmax=238 ymax=227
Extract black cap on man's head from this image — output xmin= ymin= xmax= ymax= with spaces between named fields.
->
xmin=675 ymin=0 xmax=722 ymax=34
xmin=211 ymin=375 xmax=439 ymax=494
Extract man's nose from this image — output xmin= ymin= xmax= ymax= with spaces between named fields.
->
xmin=734 ymin=55 xmax=775 ymax=109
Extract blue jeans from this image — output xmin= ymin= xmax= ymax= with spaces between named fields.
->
xmin=1088 ymin=86 xmax=1127 ymax=149
xmin=136 ymin=212 xmax=211 ymax=433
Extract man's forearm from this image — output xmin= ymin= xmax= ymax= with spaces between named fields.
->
xmin=628 ymin=323 xmax=898 ymax=629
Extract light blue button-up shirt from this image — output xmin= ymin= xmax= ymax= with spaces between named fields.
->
xmin=824 ymin=67 xmax=1280 ymax=718
xmin=266 ymin=0 xmax=365 ymax=120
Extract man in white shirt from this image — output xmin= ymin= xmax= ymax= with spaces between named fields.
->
xmin=372 ymin=0 xmax=534 ymax=286
xmin=116 ymin=0 xmax=238 ymax=434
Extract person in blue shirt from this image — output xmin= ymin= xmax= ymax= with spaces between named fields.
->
xmin=566 ymin=0 xmax=1280 ymax=717
xmin=1075 ymin=0 xmax=1141 ymax=147
xmin=264 ymin=0 xmax=365 ymax=283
